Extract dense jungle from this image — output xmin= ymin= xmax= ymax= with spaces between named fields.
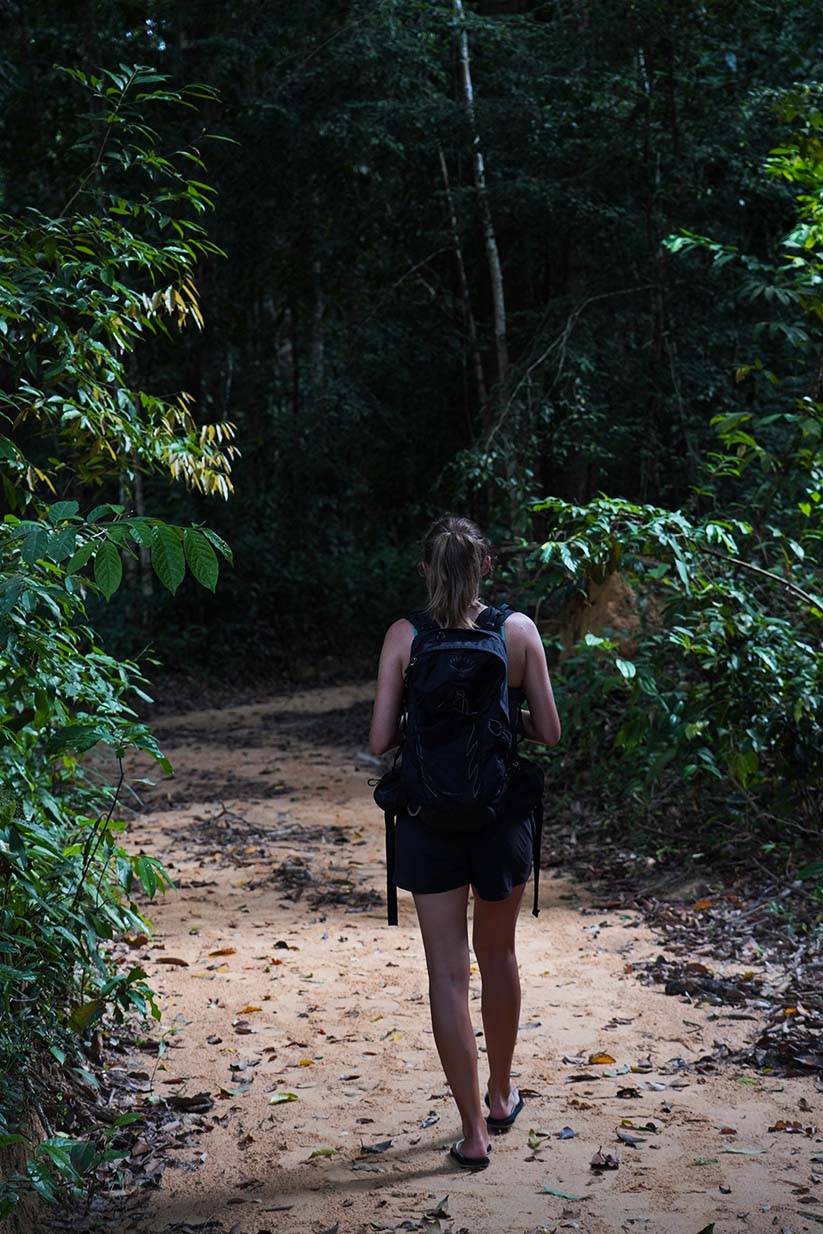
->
xmin=0 ymin=2 xmax=821 ymax=1230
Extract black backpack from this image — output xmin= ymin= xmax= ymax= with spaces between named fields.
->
xmin=374 ymin=605 xmax=544 ymax=925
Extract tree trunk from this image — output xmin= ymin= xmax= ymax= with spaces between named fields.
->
xmin=310 ymin=258 xmax=326 ymax=386
xmin=133 ymin=466 xmax=153 ymax=605
xmin=453 ymin=0 xmax=508 ymax=394
xmin=437 ymin=144 xmax=487 ymax=428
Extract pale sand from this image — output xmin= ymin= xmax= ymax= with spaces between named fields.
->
xmin=120 ymin=683 xmax=822 ymax=1234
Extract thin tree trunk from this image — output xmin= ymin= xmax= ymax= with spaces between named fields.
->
xmin=310 ymin=259 xmax=325 ymax=385
xmin=119 ymin=469 xmax=137 ymax=591
xmin=437 ymin=144 xmax=487 ymax=426
xmin=133 ymin=466 xmax=153 ymax=603
xmin=453 ymin=0 xmax=508 ymax=394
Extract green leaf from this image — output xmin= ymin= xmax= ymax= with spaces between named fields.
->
xmin=583 ymin=632 xmax=608 ymax=647
xmin=202 ymin=526 xmax=233 ymax=564
xmin=151 ymin=524 xmax=185 ymax=593
xmin=0 ymin=578 xmax=24 ymax=618
xmin=21 ymin=526 xmax=48 ymax=564
xmin=542 ymin=1184 xmax=587 ymax=1200
xmin=88 ymin=503 xmax=124 ymax=522
xmin=27 ymin=1168 xmax=57 ymax=1204
xmin=135 ymin=856 xmax=158 ymax=897
xmin=615 ymin=657 xmax=636 ymax=680
xmin=127 ymin=519 xmax=153 ymax=547
xmin=0 ymin=435 xmax=23 ymax=461
xmin=39 ymin=1141 xmax=78 ymax=1176
xmin=183 ymin=528 xmax=219 ymax=591
xmin=94 ymin=541 xmax=123 ymax=600
xmin=48 ymin=500 xmax=80 ymax=523
xmin=113 ymin=1112 xmax=144 ymax=1129
xmin=48 ymin=723 xmax=111 ymax=755
xmin=66 ymin=542 xmax=96 ymax=574
xmin=48 ymin=526 xmax=77 ymax=562
xmin=269 ymin=1092 xmax=299 ymax=1104
xmin=68 ymin=999 xmax=105 ymax=1031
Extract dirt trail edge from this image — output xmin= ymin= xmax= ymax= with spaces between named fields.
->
xmin=115 ymin=683 xmax=820 ymax=1234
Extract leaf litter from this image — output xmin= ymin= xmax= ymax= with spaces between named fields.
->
xmin=48 ymin=683 xmax=823 ymax=1233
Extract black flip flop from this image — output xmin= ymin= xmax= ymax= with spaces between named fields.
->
xmin=449 ymin=1139 xmax=492 ymax=1171
xmin=484 ymin=1088 xmax=525 ymax=1131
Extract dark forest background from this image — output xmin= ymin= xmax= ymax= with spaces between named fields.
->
xmin=5 ymin=0 xmax=821 ymax=667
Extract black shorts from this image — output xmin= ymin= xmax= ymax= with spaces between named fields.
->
xmin=394 ymin=810 xmax=535 ymax=901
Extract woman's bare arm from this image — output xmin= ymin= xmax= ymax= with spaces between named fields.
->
xmin=369 ymin=619 xmax=412 ymax=755
xmin=515 ymin=615 xmax=561 ymax=746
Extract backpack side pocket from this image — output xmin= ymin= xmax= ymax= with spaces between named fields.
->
xmin=373 ymin=765 xmax=408 ymax=814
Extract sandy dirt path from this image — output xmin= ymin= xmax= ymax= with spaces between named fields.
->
xmin=120 ymin=682 xmax=822 ymax=1234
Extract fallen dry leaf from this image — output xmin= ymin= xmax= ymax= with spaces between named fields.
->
xmin=620 ymin=1118 xmax=660 ymax=1134
xmin=769 ymin=1120 xmax=816 ymax=1135
xmin=360 ymin=1139 xmax=393 ymax=1154
xmin=425 ymin=1197 xmax=450 ymax=1219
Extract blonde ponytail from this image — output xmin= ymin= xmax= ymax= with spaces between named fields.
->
xmin=423 ymin=515 xmax=490 ymax=629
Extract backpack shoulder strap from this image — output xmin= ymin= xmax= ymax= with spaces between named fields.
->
xmin=405 ymin=609 xmax=437 ymax=636
xmin=476 ymin=603 xmax=514 ymax=634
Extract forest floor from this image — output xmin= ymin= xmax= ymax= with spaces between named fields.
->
xmin=53 ymin=681 xmax=823 ymax=1234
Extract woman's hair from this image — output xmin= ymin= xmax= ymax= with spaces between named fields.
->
xmin=423 ymin=514 xmax=492 ymax=629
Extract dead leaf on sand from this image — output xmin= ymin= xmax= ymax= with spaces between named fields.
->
xmin=591 ymin=1146 xmax=620 ymax=1170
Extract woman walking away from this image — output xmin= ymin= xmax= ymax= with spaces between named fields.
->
xmin=369 ymin=514 xmax=561 ymax=1171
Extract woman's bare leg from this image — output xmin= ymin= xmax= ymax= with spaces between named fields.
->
xmin=472 ymin=883 xmax=526 ymax=1121
xmin=413 ymin=885 xmax=489 ymax=1157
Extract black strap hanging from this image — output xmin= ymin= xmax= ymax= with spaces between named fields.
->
xmin=385 ymin=811 xmax=398 ymax=926
xmin=531 ymin=804 xmax=543 ymax=918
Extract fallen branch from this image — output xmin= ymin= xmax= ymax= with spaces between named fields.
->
xmin=701 ymin=546 xmax=822 ymax=609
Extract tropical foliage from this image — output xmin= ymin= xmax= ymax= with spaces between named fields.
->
xmin=1 ymin=0 xmax=823 ymax=1209
xmin=0 ymin=66 xmax=233 ymax=1212
xmin=519 ymin=84 xmax=823 ymax=861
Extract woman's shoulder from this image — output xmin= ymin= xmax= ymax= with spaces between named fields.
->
xmin=501 ymin=609 xmax=542 ymax=656
xmin=384 ymin=616 xmax=417 ymax=643
xmin=501 ymin=608 xmax=537 ymax=635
